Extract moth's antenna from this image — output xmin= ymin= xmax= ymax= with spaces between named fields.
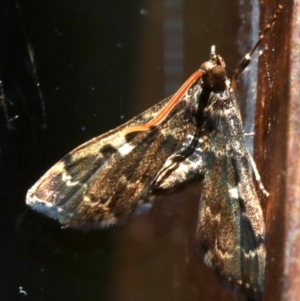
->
xmin=122 ymin=69 xmax=203 ymax=135
xmin=232 ymin=4 xmax=282 ymax=89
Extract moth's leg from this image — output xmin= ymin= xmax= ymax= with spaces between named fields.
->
xmin=246 ymin=149 xmax=269 ymax=197
xmin=231 ymin=5 xmax=282 ymax=92
xmin=242 ymin=132 xmax=268 ymax=196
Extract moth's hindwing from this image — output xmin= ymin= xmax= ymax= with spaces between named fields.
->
xmin=26 ymin=91 xmax=195 ymax=228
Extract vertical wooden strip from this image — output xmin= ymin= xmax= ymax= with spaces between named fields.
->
xmin=255 ymin=1 xmax=293 ymax=300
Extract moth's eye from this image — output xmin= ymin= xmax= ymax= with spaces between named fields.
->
xmin=211 ymin=65 xmax=226 ymax=83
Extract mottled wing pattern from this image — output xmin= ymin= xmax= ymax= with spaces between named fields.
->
xmin=26 ymin=91 xmax=195 ymax=228
xmin=149 ymin=86 xmax=265 ymax=297
xmin=196 ymin=90 xmax=265 ymax=296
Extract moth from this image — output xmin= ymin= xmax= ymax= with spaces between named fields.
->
xmin=26 ymin=5 xmax=282 ymax=299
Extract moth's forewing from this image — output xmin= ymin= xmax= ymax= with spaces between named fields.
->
xmin=26 ymin=93 xmax=194 ymax=228
xmin=196 ymin=91 xmax=265 ymax=297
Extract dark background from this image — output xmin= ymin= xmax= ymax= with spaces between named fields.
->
xmin=0 ymin=0 xmax=278 ymax=300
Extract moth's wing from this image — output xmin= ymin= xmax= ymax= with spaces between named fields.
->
xmin=196 ymin=104 xmax=265 ymax=298
xmin=26 ymin=93 xmax=193 ymax=229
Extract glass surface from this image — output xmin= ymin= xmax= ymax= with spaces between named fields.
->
xmin=0 ymin=1 xmax=258 ymax=300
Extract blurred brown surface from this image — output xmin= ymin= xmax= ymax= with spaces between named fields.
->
xmin=285 ymin=0 xmax=300 ymax=299
xmin=109 ymin=187 xmax=250 ymax=301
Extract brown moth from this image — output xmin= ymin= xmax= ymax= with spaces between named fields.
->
xmin=26 ymin=5 xmax=282 ymax=299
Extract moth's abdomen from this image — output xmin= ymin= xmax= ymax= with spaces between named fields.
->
xmin=150 ymin=134 xmax=206 ymax=195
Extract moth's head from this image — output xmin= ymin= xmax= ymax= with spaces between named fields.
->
xmin=200 ymin=46 xmax=228 ymax=91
